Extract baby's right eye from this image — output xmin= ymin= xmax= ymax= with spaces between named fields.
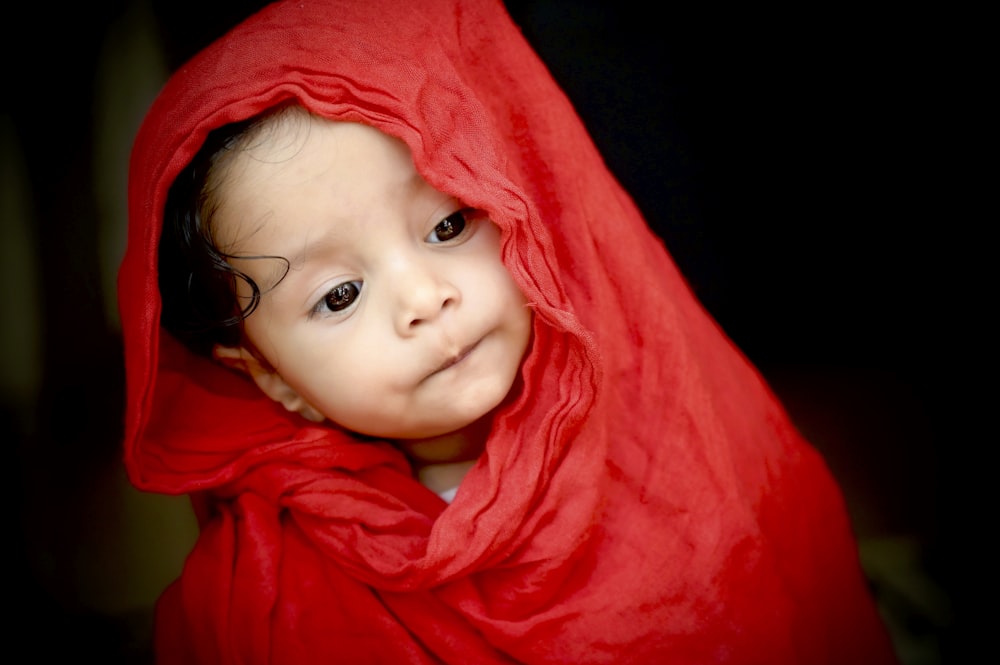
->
xmin=314 ymin=281 xmax=362 ymax=315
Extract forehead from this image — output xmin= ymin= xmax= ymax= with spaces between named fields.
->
xmin=213 ymin=112 xmax=416 ymax=204
xmin=207 ymin=114 xmax=423 ymax=255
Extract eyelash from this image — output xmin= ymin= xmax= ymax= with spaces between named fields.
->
xmin=310 ymin=208 xmax=478 ymax=317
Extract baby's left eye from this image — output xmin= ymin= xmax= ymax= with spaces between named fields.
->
xmin=427 ymin=210 xmax=469 ymax=244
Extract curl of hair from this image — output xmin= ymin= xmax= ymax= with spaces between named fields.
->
xmin=158 ymin=114 xmax=291 ymax=357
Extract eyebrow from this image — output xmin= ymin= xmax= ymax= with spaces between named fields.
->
xmin=283 ymin=225 xmax=350 ymax=273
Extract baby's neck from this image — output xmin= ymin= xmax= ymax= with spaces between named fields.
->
xmin=396 ymin=418 xmax=492 ymax=495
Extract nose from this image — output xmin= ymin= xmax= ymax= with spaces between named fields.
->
xmin=392 ymin=257 xmax=460 ymax=335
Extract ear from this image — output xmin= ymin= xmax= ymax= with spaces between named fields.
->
xmin=212 ymin=345 xmax=326 ymax=423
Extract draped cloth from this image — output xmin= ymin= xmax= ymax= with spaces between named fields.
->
xmin=120 ymin=1 xmax=898 ymax=662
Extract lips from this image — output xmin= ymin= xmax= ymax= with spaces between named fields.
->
xmin=429 ymin=340 xmax=479 ymax=377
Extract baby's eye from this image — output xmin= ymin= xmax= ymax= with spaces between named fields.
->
xmin=427 ymin=209 xmax=470 ymax=244
xmin=315 ymin=281 xmax=362 ymax=314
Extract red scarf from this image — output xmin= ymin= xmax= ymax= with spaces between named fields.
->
xmin=120 ymin=1 xmax=898 ymax=662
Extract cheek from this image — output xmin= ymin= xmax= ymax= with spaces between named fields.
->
xmin=467 ymin=238 xmax=522 ymax=297
xmin=493 ymin=263 xmax=529 ymax=312
xmin=295 ymin=332 xmax=393 ymax=398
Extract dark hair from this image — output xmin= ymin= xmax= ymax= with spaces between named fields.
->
xmin=158 ymin=107 xmax=294 ymax=356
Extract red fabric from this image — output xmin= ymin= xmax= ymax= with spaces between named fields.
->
xmin=120 ymin=1 xmax=899 ymax=662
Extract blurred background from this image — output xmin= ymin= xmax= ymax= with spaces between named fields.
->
xmin=3 ymin=1 xmax=976 ymax=662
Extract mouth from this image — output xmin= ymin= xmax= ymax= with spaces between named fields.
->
xmin=429 ymin=340 xmax=479 ymax=377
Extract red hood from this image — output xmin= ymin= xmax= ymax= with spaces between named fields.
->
xmin=119 ymin=1 xmax=897 ymax=662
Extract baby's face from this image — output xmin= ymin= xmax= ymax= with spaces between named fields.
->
xmin=212 ymin=116 xmax=533 ymax=440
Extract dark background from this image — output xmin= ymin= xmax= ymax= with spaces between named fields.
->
xmin=3 ymin=1 xmax=978 ymax=662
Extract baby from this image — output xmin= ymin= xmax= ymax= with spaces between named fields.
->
xmin=160 ymin=105 xmax=532 ymax=500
